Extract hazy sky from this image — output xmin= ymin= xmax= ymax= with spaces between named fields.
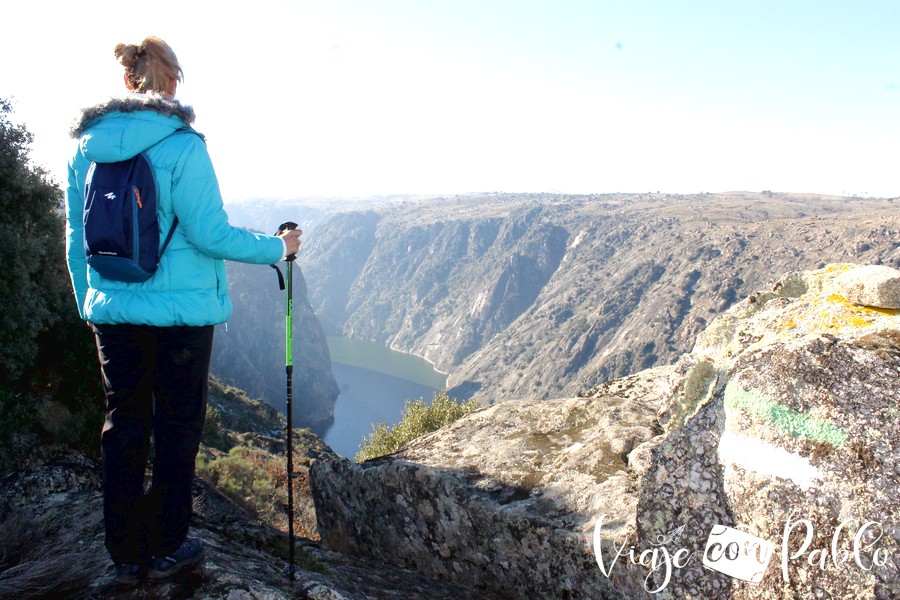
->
xmin=3 ymin=1 xmax=899 ymax=199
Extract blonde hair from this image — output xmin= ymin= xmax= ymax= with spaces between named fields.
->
xmin=114 ymin=36 xmax=183 ymax=94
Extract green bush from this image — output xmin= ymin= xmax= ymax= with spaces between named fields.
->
xmin=196 ymin=438 xmax=320 ymax=542
xmin=0 ymin=98 xmax=103 ymax=468
xmin=356 ymin=390 xmax=478 ymax=462
xmin=201 ymin=405 xmax=230 ymax=451
xmin=0 ymin=98 xmax=66 ymax=381
xmin=197 ymin=445 xmax=278 ymax=510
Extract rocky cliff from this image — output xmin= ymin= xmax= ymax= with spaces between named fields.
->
xmin=310 ymin=263 xmax=900 ymax=599
xmin=300 ymin=192 xmax=899 ymax=405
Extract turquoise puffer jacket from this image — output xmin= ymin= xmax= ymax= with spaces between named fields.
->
xmin=66 ymin=93 xmax=283 ymax=326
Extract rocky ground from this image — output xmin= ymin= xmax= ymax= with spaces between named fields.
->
xmin=0 ymin=446 xmax=491 ymax=599
xmin=0 ymin=378 xmax=490 ymax=599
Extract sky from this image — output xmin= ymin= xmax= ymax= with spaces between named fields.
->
xmin=2 ymin=0 xmax=900 ymax=200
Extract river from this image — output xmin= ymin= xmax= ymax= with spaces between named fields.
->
xmin=313 ymin=337 xmax=448 ymax=458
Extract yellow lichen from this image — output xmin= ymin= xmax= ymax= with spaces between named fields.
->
xmin=820 ymin=263 xmax=855 ymax=275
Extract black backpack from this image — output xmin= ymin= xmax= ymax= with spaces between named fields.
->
xmin=82 ymin=128 xmax=198 ymax=282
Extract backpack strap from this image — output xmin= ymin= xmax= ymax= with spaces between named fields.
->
xmin=159 ymin=216 xmax=179 ymax=259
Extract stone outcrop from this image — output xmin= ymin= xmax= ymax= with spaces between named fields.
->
xmin=310 ymin=264 xmax=900 ymax=599
xmin=833 ymin=264 xmax=900 ymax=309
xmin=312 ymin=366 xmax=676 ymax=598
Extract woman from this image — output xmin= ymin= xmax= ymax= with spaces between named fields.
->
xmin=65 ymin=36 xmax=303 ymax=585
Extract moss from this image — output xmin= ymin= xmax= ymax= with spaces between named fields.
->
xmin=773 ymin=273 xmax=808 ymax=298
xmin=664 ymin=360 xmax=717 ymax=432
xmin=821 ymin=263 xmax=854 ymax=275
xmin=826 ymin=293 xmax=900 ymax=316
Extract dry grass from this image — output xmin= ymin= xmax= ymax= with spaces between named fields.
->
xmin=0 ymin=511 xmax=105 ymax=599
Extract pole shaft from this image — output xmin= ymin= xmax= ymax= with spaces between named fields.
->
xmin=286 ymin=262 xmax=293 ymax=368
xmin=286 ymin=260 xmax=295 ymax=580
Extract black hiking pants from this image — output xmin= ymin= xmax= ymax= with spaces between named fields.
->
xmin=92 ymin=323 xmax=213 ymax=565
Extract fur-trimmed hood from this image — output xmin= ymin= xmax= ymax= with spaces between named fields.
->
xmin=69 ymin=93 xmax=200 ymax=164
xmin=69 ymin=93 xmax=195 ymax=138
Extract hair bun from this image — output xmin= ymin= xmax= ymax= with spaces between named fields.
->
xmin=114 ymin=37 xmax=183 ymax=95
xmin=114 ymin=43 xmax=141 ymax=70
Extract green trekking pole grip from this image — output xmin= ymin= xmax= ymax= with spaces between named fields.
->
xmin=277 ymin=221 xmax=298 ymax=366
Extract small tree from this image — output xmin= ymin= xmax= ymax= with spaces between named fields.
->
xmin=0 ymin=99 xmax=102 ymax=466
xmin=0 ymin=99 xmax=66 ymax=380
xmin=356 ymin=390 xmax=479 ymax=462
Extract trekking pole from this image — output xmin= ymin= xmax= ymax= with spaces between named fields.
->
xmin=274 ymin=221 xmax=299 ymax=581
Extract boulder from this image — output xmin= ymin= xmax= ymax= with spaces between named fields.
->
xmin=833 ymin=264 xmax=900 ymax=309
xmin=638 ymin=330 xmax=900 ymax=598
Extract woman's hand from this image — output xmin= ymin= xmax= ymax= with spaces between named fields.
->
xmin=278 ymin=227 xmax=303 ymax=257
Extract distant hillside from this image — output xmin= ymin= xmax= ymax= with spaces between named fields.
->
xmin=222 ymin=199 xmax=330 ymax=237
xmin=223 ymin=194 xmax=434 ymax=237
xmin=299 ymin=192 xmax=899 ymax=403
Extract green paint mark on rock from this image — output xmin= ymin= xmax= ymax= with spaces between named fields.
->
xmin=724 ymin=383 xmax=848 ymax=447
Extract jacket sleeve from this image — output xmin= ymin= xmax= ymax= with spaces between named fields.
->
xmin=170 ymin=134 xmax=284 ymax=264
xmin=65 ymin=151 xmax=89 ymax=320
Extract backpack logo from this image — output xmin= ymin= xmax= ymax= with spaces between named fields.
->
xmin=104 ymin=192 xmax=117 ymax=200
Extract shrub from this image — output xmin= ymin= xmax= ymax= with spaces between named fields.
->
xmin=0 ymin=98 xmax=66 ymax=381
xmin=197 ymin=445 xmax=278 ymax=512
xmin=356 ymin=390 xmax=478 ymax=462
xmin=0 ymin=98 xmax=103 ymax=468
xmin=201 ymin=405 xmax=230 ymax=451
xmin=197 ymin=439 xmax=320 ymax=541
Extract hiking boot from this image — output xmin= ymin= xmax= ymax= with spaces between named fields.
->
xmin=114 ymin=562 xmax=144 ymax=587
xmin=147 ymin=537 xmax=204 ymax=581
